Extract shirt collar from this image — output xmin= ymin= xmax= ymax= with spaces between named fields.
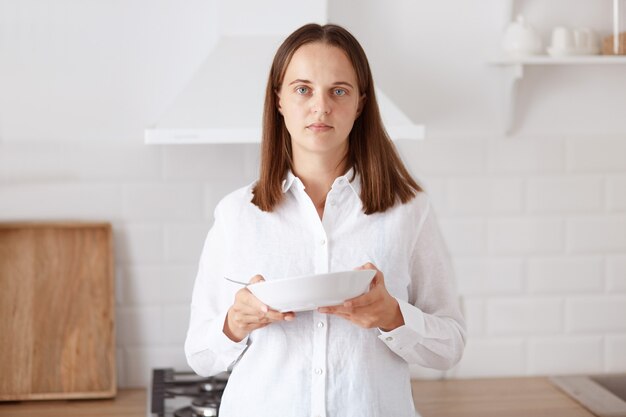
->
xmin=281 ymin=167 xmax=361 ymax=198
xmin=281 ymin=171 xmax=297 ymax=193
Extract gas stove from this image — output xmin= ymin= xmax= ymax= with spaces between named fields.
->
xmin=149 ymin=368 xmax=230 ymax=417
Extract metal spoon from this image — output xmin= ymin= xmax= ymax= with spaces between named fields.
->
xmin=223 ymin=276 xmax=250 ymax=286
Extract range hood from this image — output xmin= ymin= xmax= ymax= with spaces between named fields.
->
xmin=144 ymin=0 xmax=424 ymax=144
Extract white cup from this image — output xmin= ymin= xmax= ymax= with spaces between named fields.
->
xmin=551 ymin=27 xmax=575 ymax=50
xmin=574 ymin=28 xmax=598 ymax=52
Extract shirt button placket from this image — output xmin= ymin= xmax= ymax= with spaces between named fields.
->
xmin=311 ymin=224 xmax=328 ymax=417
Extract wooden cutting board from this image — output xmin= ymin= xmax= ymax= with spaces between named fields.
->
xmin=0 ymin=222 xmax=116 ymax=401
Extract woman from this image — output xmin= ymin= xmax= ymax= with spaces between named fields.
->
xmin=185 ymin=23 xmax=466 ymax=417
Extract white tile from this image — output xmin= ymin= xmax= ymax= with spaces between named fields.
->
xmin=116 ymin=348 xmax=126 ymax=388
xmin=0 ymin=183 xmax=122 ymax=221
xmin=527 ymin=176 xmax=604 ymax=213
xmin=115 ymin=266 xmax=125 ymax=305
xmin=119 ymin=264 xmax=197 ymax=306
xmin=162 ymin=305 xmax=191 ymax=344
xmin=607 ymin=256 xmax=626 ymax=292
xmin=124 ymin=347 xmax=191 ymax=387
xmin=488 ymin=218 xmax=564 ymax=255
xmin=121 ymin=266 xmax=163 ymax=306
xmin=455 ymin=257 xmax=524 ymax=296
xmin=116 ymin=306 xmax=162 ymax=346
xmin=568 ymin=137 xmax=626 ymax=172
xmin=203 ymin=179 xmax=255 ymax=219
xmin=163 ymin=144 xmax=258 ymax=181
xmin=450 ymin=338 xmax=526 ymax=378
xmin=607 ymin=175 xmax=626 ymax=211
xmin=161 ymin=265 xmax=197 ymax=304
xmin=164 ymin=223 xmax=210 ymax=262
xmin=488 ymin=138 xmax=564 ymax=174
xmin=528 ymin=256 xmax=604 ymax=294
xmin=460 ymin=297 xmax=486 ymax=336
xmin=490 ymin=177 xmax=525 ymax=213
xmin=567 ymin=216 xmax=626 ymax=253
xmin=606 ymin=335 xmax=626 ymax=373
xmin=418 ymin=178 xmax=447 ymax=214
xmin=447 ymin=177 xmax=524 ymax=214
xmin=566 ymin=296 xmax=626 ymax=333
xmin=487 ymin=297 xmax=563 ymax=336
xmin=439 ymin=218 xmax=487 ymax=256
xmin=114 ymin=224 xmax=163 ymax=264
xmin=0 ymin=142 xmax=161 ymax=181
xmin=401 ymin=137 xmax=486 ymax=175
xmin=529 ymin=336 xmax=603 ymax=375
xmin=123 ymin=183 xmax=204 ymax=221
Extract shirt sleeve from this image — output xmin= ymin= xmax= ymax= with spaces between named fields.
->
xmin=184 ymin=199 xmax=249 ymax=377
xmin=377 ymin=199 xmax=467 ymax=370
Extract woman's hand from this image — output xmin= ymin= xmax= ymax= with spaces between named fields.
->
xmin=223 ymin=274 xmax=295 ymax=342
xmin=318 ymin=263 xmax=404 ymax=332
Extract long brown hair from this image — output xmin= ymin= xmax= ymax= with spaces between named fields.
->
xmin=251 ymin=23 xmax=421 ymax=214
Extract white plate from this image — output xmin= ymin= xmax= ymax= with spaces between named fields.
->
xmin=248 ymin=269 xmax=376 ymax=313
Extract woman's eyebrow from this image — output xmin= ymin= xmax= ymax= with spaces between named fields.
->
xmin=288 ymin=79 xmax=354 ymax=89
xmin=288 ymin=78 xmax=312 ymax=86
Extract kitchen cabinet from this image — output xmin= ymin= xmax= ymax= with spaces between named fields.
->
xmin=490 ymin=0 xmax=625 ymax=133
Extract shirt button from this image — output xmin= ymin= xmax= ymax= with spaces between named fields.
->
xmin=317 ymin=321 xmax=324 ymax=328
xmin=315 ymin=368 xmax=323 ymax=375
xmin=385 ymin=336 xmax=393 ymax=342
xmin=320 ymin=239 xmax=326 ymax=246
xmin=329 ymin=200 xmax=336 ymax=207
xmin=338 ymin=178 xmax=345 ymax=185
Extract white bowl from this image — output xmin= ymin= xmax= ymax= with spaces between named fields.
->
xmin=248 ymin=269 xmax=376 ymax=312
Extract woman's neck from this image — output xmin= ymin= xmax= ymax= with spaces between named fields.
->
xmin=292 ymin=152 xmax=348 ymax=217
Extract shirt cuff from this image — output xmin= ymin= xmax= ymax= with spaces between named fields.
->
xmin=377 ymin=298 xmax=425 ymax=350
xmin=208 ymin=309 xmax=249 ymax=364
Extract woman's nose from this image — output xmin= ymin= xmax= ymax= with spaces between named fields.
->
xmin=312 ymin=94 xmax=331 ymax=116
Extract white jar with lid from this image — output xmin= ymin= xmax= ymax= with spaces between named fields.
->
xmin=502 ymin=15 xmax=543 ymax=58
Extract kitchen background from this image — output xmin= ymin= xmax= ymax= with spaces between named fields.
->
xmin=1 ymin=0 xmax=625 ymax=388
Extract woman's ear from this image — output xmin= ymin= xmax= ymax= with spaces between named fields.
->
xmin=275 ymin=89 xmax=283 ymax=115
xmin=356 ymin=94 xmax=367 ymax=118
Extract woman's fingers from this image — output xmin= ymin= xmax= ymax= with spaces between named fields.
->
xmin=249 ymin=274 xmax=265 ymax=284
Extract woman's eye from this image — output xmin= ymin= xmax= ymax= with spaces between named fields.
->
xmin=334 ymin=88 xmax=347 ymax=96
xmin=296 ymin=86 xmax=309 ymax=95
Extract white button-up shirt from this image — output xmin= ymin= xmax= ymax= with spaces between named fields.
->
xmin=185 ymin=170 xmax=466 ymax=417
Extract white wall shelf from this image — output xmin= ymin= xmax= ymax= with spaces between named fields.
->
xmin=492 ymin=0 xmax=625 ymax=134
xmin=488 ymin=55 xmax=626 ymax=134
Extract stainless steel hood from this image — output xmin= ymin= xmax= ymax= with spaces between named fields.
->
xmin=144 ymin=0 xmax=424 ymax=144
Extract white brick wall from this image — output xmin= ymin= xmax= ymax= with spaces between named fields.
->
xmin=607 ymin=256 xmax=626 ymax=292
xmin=606 ymin=335 xmax=626 ymax=372
xmin=488 ymin=218 xmax=565 ymax=255
xmin=451 ymin=338 xmax=526 ymax=377
xmin=528 ymin=336 xmax=603 ymax=375
xmin=607 ymin=175 xmax=626 ymax=210
xmin=526 ymin=176 xmax=604 ymax=213
xmin=527 ymin=257 xmax=604 ymax=294
xmin=487 ymin=297 xmax=563 ymax=336
xmin=565 ymin=296 xmax=626 ymax=333
xmin=2 ymin=134 xmax=625 ymax=386
xmin=568 ymin=216 xmax=626 ymax=253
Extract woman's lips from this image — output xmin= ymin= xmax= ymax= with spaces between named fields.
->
xmin=307 ymin=123 xmax=332 ymax=132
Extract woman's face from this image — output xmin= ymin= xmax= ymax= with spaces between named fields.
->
xmin=277 ymin=42 xmax=364 ymax=160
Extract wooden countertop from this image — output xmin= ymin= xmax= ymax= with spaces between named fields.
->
xmin=411 ymin=377 xmax=595 ymax=417
xmin=0 ymin=377 xmax=594 ymax=416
